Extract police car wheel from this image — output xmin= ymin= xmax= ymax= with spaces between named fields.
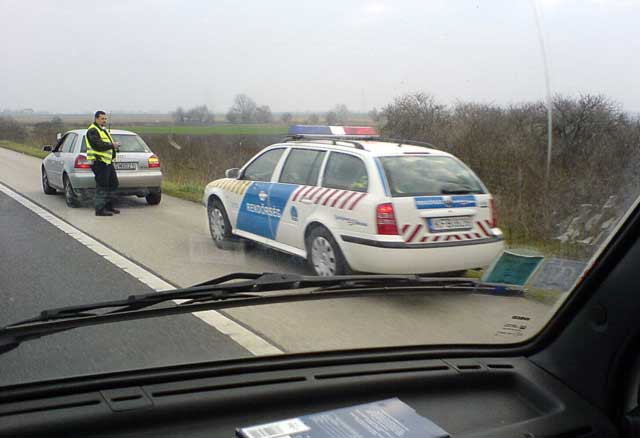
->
xmin=307 ymin=227 xmax=349 ymax=277
xmin=208 ymin=199 xmax=233 ymax=249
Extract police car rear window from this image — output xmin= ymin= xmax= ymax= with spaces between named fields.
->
xmin=379 ymin=156 xmax=485 ymax=197
xmin=280 ymin=149 xmax=326 ymax=186
xmin=323 ymin=152 xmax=368 ymax=193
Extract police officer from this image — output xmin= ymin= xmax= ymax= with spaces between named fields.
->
xmin=86 ymin=111 xmax=121 ymax=216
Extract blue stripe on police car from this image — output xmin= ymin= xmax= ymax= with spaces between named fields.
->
xmin=236 ymin=182 xmax=299 ymax=240
xmin=414 ymin=195 xmax=477 ymax=209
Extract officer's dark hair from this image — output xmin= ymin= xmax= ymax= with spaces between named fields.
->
xmin=94 ymin=110 xmax=106 ymax=119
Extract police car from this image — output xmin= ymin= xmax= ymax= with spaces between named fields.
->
xmin=203 ymin=126 xmax=504 ymax=276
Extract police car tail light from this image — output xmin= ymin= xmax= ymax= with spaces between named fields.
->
xmin=376 ymin=203 xmax=399 ymax=235
xmin=148 ymin=155 xmax=161 ymax=168
xmin=74 ymin=154 xmax=92 ymax=169
xmin=490 ymin=198 xmax=498 ymax=228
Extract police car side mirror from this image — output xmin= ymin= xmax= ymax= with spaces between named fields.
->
xmin=42 ymin=145 xmax=52 ymax=152
xmin=56 ymin=133 xmax=62 ymax=141
xmin=225 ymin=168 xmax=240 ymax=179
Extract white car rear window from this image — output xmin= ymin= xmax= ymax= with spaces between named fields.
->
xmin=81 ymin=134 xmax=149 ymax=153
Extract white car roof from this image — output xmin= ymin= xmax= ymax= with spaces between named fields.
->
xmin=280 ymin=139 xmax=453 ymax=158
xmin=66 ymin=129 xmax=138 ymax=136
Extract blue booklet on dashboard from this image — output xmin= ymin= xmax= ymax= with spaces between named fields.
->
xmin=236 ymin=397 xmax=449 ymax=438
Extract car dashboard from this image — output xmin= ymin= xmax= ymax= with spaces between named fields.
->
xmin=0 ymin=354 xmax=615 ymax=437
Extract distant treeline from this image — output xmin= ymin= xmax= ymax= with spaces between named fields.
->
xmin=378 ymin=92 xmax=640 ymax=242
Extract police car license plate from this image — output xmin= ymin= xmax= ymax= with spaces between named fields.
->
xmin=114 ymin=162 xmax=136 ymax=170
xmin=428 ymin=216 xmax=472 ymax=232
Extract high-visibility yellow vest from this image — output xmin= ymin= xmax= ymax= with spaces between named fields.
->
xmin=85 ymin=123 xmax=114 ymax=164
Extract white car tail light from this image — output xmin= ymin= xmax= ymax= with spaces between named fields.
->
xmin=148 ymin=155 xmax=160 ymax=168
xmin=74 ymin=154 xmax=92 ymax=169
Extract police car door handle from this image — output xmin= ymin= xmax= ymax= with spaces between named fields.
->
xmin=301 ymin=198 xmax=314 ymax=204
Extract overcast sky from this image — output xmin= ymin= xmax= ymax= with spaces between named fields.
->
xmin=1 ymin=0 xmax=638 ymax=114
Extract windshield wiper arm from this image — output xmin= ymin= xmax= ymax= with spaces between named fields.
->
xmin=0 ymin=273 xmax=520 ymax=355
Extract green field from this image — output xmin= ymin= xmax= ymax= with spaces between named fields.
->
xmin=126 ymin=124 xmax=289 ymax=136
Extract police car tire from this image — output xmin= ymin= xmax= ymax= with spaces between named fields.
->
xmin=306 ymin=226 xmax=350 ymax=276
xmin=208 ymin=199 xmax=234 ymax=249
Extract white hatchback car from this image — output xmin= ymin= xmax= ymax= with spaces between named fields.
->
xmin=41 ymin=129 xmax=163 ymax=207
xmin=203 ymin=126 xmax=504 ymax=276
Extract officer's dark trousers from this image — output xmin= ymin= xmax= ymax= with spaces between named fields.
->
xmin=91 ymin=160 xmax=119 ymax=211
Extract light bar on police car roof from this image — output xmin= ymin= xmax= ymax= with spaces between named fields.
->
xmin=288 ymin=125 xmax=379 ymax=137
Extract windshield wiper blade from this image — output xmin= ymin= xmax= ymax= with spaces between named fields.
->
xmin=0 ymin=273 xmax=520 ymax=355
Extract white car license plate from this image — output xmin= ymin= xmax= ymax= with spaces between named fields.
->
xmin=428 ymin=216 xmax=473 ymax=232
xmin=114 ymin=162 xmax=136 ymax=170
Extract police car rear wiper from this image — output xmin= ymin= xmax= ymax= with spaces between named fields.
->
xmin=441 ymin=186 xmax=479 ymax=194
xmin=0 ymin=273 xmax=519 ymax=355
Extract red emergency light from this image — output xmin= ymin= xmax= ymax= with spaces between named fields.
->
xmin=342 ymin=126 xmax=378 ymax=136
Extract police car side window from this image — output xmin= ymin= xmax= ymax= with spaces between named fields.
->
xmin=242 ymin=148 xmax=285 ymax=182
xmin=279 ymin=149 xmax=326 ymax=186
xmin=323 ymin=152 xmax=368 ymax=192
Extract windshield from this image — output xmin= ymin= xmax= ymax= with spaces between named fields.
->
xmin=380 ymin=155 xmax=485 ymax=196
xmin=0 ymin=0 xmax=638 ymax=388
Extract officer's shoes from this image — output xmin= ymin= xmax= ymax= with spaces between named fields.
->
xmin=107 ymin=208 xmax=120 ymax=214
xmin=95 ymin=209 xmax=113 ymax=217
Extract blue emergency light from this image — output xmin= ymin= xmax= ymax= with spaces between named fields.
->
xmin=288 ymin=125 xmax=379 ymax=137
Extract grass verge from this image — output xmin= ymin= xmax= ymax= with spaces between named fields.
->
xmin=0 ymin=140 xmax=48 ymax=159
xmin=161 ymin=180 xmax=205 ymax=203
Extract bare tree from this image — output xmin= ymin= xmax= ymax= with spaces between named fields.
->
xmin=368 ymin=108 xmax=381 ymax=123
xmin=187 ymin=105 xmax=215 ymax=124
xmin=306 ymin=113 xmax=320 ymax=124
xmin=227 ymin=94 xmax=257 ymax=123
xmin=171 ymin=107 xmax=185 ymax=124
xmin=334 ymin=104 xmax=350 ymax=124
xmin=255 ymin=105 xmax=273 ymax=123
xmin=380 ymin=92 xmax=449 ymax=142
xmin=325 ymin=111 xmax=338 ymax=125
xmin=280 ymin=112 xmax=293 ymax=124
xmin=325 ymin=104 xmax=350 ymax=125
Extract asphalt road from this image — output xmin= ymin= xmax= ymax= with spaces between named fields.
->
xmin=0 ymin=190 xmax=250 ymax=386
xmin=0 ymin=147 xmax=556 ymax=385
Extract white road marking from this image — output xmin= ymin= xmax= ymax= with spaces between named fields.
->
xmin=0 ymin=182 xmax=283 ymax=356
